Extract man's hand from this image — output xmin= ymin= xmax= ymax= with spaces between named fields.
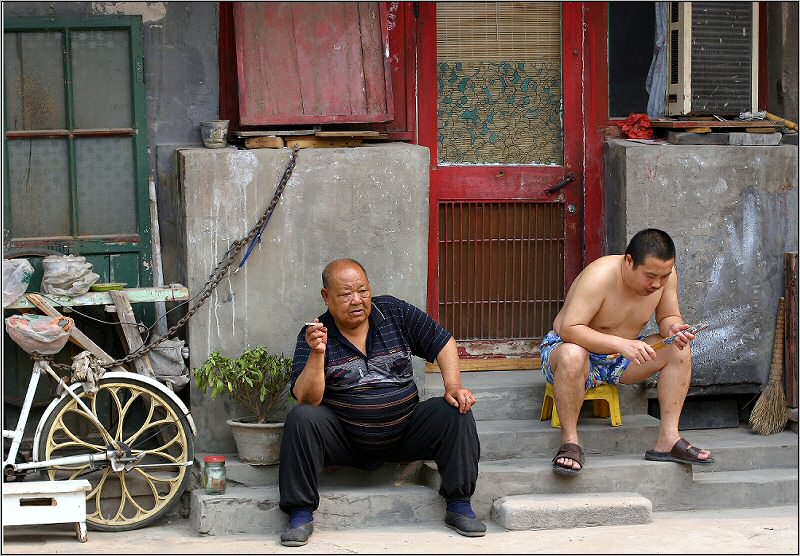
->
xmin=616 ymin=338 xmax=657 ymax=365
xmin=444 ymin=386 xmax=477 ymax=414
xmin=667 ymin=322 xmax=695 ymax=350
xmin=305 ymin=320 xmax=327 ymax=354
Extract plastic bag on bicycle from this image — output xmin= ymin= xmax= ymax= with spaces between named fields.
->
xmin=5 ymin=314 xmax=73 ymax=355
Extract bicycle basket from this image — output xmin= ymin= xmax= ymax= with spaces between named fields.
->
xmin=5 ymin=314 xmax=73 ymax=355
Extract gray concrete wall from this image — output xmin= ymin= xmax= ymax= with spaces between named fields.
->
xmin=180 ymin=144 xmax=431 ymax=453
xmin=4 ymin=2 xmax=219 ymax=293
xmin=605 ymin=139 xmax=798 ymax=391
xmin=767 ymin=2 xmax=799 ymax=125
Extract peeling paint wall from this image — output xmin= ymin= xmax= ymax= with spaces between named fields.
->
xmin=180 ymin=144 xmax=431 ymax=452
xmin=605 ymin=139 xmax=798 ymax=391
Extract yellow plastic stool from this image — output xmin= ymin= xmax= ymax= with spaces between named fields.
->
xmin=540 ymin=382 xmax=622 ymax=428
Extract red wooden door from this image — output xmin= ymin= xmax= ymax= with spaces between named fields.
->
xmin=418 ymin=2 xmax=585 ymax=366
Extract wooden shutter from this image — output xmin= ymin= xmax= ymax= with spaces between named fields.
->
xmin=233 ymin=2 xmax=394 ymax=126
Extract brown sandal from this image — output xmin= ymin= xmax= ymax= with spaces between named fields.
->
xmin=552 ymin=442 xmax=584 ymax=476
xmin=645 ymin=437 xmax=714 ymax=465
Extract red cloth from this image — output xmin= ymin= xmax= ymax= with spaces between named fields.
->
xmin=619 ymin=113 xmax=655 ymax=139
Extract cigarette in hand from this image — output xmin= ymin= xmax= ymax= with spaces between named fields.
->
xmin=305 ymin=322 xmax=321 ymax=326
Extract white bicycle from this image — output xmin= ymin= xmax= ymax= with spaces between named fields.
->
xmin=3 ymin=326 xmax=196 ymax=531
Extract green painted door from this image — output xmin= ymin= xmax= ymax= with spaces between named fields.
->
xmin=3 ymin=16 xmax=152 ymax=428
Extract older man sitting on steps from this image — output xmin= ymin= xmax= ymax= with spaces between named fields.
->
xmin=278 ymin=258 xmax=486 ymax=546
xmin=540 ymin=229 xmax=714 ymax=475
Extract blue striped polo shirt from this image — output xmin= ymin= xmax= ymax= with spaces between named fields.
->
xmin=291 ymin=295 xmax=452 ymax=451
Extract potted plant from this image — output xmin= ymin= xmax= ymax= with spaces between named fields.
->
xmin=195 ymin=347 xmax=293 ymax=465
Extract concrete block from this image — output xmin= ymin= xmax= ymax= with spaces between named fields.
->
xmin=604 ymin=139 xmax=799 ymax=390
xmin=491 ymin=492 xmax=652 ymax=530
xmin=666 ymin=131 xmax=730 ymax=145
xmin=191 ymin=484 xmax=444 ymax=536
xmin=191 ymin=487 xmax=286 ymax=536
xmin=181 ymin=144 xmax=431 ymax=453
xmin=728 ymin=132 xmax=783 ymax=146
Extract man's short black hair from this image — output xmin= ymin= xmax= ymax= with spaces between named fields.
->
xmin=322 ymin=258 xmax=368 ymax=289
xmin=625 ymin=229 xmax=676 ymax=267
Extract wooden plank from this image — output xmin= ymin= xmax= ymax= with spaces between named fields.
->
xmin=244 ymin=136 xmax=284 ymax=149
xmin=785 ymin=252 xmax=798 ymax=409
xmin=685 ymin=127 xmax=712 ymax=134
xmin=315 ymin=130 xmax=383 ymax=138
xmin=294 ymin=2 xmax=362 ymax=118
xmin=109 ymin=291 xmax=155 ymax=378
xmin=25 ymin=294 xmax=126 ymax=371
xmin=650 ymin=119 xmax=779 ymax=129
xmin=358 ymin=2 xmax=388 ymax=115
xmin=766 ymin=112 xmax=799 ymax=131
xmin=231 ymin=129 xmax=317 ymax=137
xmin=744 ymin=127 xmax=775 ymax=133
xmin=234 ymin=2 xmax=304 ymax=124
xmin=286 ymin=136 xmax=363 ymax=149
xmin=425 ymin=357 xmax=542 ymax=373
xmin=6 ymin=285 xmax=189 ymax=310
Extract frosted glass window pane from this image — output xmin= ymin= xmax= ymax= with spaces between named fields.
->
xmin=3 ymin=31 xmax=66 ymax=130
xmin=72 ymin=29 xmax=132 ymax=128
xmin=7 ymin=139 xmax=71 ymax=238
xmin=76 ymin=137 xmax=137 ymax=235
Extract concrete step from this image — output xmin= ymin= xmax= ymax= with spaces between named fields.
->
xmin=677 ymin=427 xmax=798 ymax=472
xmin=423 ymin=370 xmax=647 ymax=421
xmin=477 ymin=414 xmax=660 ymax=461
xmin=198 ymin=456 xmax=423 ymax=489
xmin=491 ymin=492 xmax=652 ymax=530
xmin=422 ymin=456 xmax=694 ymax=518
xmin=687 ymin=468 xmax=798 ymax=510
xmin=424 ymin=454 xmax=798 ymax=516
xmin=190 ymin=484 xmax=443 ymax=536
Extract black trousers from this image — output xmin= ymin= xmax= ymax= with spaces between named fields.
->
xmin=278 ymin=396 xmax=480 ymax=513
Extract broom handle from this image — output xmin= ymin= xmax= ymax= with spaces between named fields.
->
xmin=770 ymin=298 xmax=786 ymax=383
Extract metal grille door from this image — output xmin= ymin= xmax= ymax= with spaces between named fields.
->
xmin=438 ymin=201 xmax=564 ymax=341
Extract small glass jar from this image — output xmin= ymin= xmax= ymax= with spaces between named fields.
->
xmin=203 ymin=455 xmax=227 ymax=495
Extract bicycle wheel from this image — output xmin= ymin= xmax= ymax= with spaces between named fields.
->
xmin=36 ymin=376 xmax=194 ymax=531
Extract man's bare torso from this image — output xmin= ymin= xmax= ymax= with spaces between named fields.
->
xmin=553 ymin=255 xmax=665 ymax=339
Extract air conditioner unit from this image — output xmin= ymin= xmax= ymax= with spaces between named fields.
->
xmin=667 ymin=2 xmax=758 ymax=116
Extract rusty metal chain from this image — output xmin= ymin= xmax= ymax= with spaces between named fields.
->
xmin=47 ymin=147 xmax=299 ymax=371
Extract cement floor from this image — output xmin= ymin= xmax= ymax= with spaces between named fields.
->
xmin=3 ymin=505 xmax=797 ymax=554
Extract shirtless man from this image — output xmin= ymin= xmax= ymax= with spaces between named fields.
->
xmin=540 ymin=228 xmax=713 ymax=475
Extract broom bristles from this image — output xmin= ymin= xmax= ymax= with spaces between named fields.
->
xmin=749 ymin=297 xmax=788 ymax=435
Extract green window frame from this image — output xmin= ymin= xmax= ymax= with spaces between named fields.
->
xmin=3 ymin=15 xmax=152 ymax=289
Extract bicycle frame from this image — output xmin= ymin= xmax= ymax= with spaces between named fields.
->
xmin=4 ymin=364 xmax=197 ymax=477
xmin=3 ymin=360 xmax=113 ymax=475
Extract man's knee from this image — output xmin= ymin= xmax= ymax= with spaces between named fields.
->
xmin=664 ymin=343 xmax=692 ymax=370
xmin=553 ymin=343 xmax=589 ymax=382
xmin=284 ymin=403 xmax=331 ymax=432
xmin=426 ymin=397 xmax=478 ymax=433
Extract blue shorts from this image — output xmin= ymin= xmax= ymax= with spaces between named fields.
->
xmin=540 ymin=330 xmax=644 ymax=390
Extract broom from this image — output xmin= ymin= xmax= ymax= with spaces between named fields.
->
xmin=749 ymin=297 xmax=788 ymax=435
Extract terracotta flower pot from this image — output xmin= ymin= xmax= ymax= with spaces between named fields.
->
xmin=226 ymin=418 xmax=284 ymax=465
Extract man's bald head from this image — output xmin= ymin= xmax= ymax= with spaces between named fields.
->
xmin=322 ymin=258 xmax=368 ymax=289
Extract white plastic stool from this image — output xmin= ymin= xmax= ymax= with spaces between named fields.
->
xmin=2 ymin=480 xmax=91 ymax=542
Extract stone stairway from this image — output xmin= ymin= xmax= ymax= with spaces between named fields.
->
xmin=190 ymin=370 xmax=798 ymax=536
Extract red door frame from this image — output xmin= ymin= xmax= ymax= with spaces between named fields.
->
xmin=417 ymin=2 xmax=600 ymax=319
